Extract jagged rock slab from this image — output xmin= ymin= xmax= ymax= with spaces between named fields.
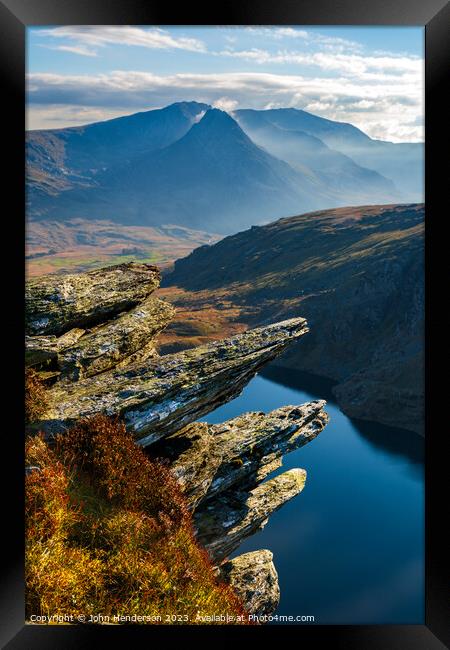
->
xmin=56 ymin=297 xmax=175 ymax=381
xmin=153 ymin=401 xmax=327 ymax=509
xmin=35 ymin=318 xmax=309 ymax=444
xmin=25 ymin=262 xmax=161 ymax=336
xmin=26 ymin=328 xmax=86 ymax=366
xmin=220 ymin=550 xmax=280 ymax=617
xmin=149 ymin=422 xmax=224 ymax=511
xmin=198 ymin=402 xmax=326 ymax=501
xmin=194 ymin=468 xmax=307 ymax=563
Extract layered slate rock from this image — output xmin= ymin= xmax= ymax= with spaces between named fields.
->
xmin=151 ymin=422 xmax=224 ymax=511
xmin=26 ymin=299 xmax=174 ymax=381
xmin=194 ymin=468 xmax=307 ymax=562
xmin=35 ymin=318 xmax=309 ymax=443
xmin=57 ymin=298 xmax=174 ymax=381
xmin=26 ymin=262 xmax=161 ymax=336
xmin=220 ymin=550 xmax=280 ymax=617
xmin=25 ymin=262 xmax=329 ymax=617
xmin=26 ymin=328 xmax=86 ymax=367
xmin=151 ymin=402 xmax=328 ymax=509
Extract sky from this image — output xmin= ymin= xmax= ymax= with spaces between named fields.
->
xmin=26 ymin=26 xmax=424 ymax=142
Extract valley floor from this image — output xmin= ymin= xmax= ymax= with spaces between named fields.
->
xmin=25 ymin=219 xmax=220 ymax=277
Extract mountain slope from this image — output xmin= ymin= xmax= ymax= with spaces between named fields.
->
xmin=26 ymin=102 xmax=210 ymax=210
xmin=164 ymin=203 xmax=424 ymax=434
xmin=26 ymin=103 xmax=423 ymax=244
xmin=235 ymin=108 xmax=423 ymax=200
xmin=29 ymin=109 xmax=336 ymax=234
xmin=234 ymin=110 xmax=397 ymax=203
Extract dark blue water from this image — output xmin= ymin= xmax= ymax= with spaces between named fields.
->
xmin=202 ymin=366 xmax=424 ymax=624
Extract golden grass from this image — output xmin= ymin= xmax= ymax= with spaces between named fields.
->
xmin=25 ymin=369 xmax=49 ymax=424
xmin=25 ymin=416 xmax=249 ymax=625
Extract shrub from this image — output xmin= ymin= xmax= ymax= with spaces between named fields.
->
xmin=54 ymin=415 xmax=189 ymax=528
xmin=25 ymin=369 xmax=48 ymax=423
xmin=26 ymin=416 xmax=248 ymax=625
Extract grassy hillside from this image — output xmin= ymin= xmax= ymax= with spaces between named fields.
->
xmin=25 ymin=412 xmax=248 ymax=624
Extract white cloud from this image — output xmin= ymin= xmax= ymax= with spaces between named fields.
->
xmin=245 ymin=27 xmax=310 ymax=40
xmin=244 ymin=27 xmax=361 ymax=52
xmin=218 ymin=48 xmax=272 ymax=63
xmin=42 ymin=44 xmax=98 ymax=57
xmin=271 ymin=27 xmax=309 ymax=39
xmin=39 ymin=26 xmax=206 ymax=54
xmin=26 ymin=69 xmax=423 ymax=142
xmin=212 ymin=97 xmax=239 ymax=112
xmin=217 ymin=47 xmax=422 ymax=78
xmin=25 ymin=104 xmax=136 ymax=130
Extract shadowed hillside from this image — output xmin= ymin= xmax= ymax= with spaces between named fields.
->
xmin=162 ymin=203 xmax=424 ymax=434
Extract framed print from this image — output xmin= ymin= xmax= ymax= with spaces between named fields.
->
xmin=1 ymin=0 xmax=448 ymax=647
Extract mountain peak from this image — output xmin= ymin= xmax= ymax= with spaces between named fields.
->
xmin=187 ymin=108 xmax=250 ymax=143
xmin=166 ymin=101 xmax=211 ymax=118
xmin=200 ymin=107 xmax=239 ymax=126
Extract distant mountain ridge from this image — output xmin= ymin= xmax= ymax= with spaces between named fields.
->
xmin=26 ymin=102 xmax=422 ymax=235
xmin=234 ymin=110 xmax=396 ymax=202
xmin=234 ymin=108 xmax=423 ymax=200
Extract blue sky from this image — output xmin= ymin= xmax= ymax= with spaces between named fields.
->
xmin=26 ymin=26 xmax=424 ymax=142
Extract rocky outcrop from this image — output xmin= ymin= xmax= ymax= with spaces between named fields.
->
xmin=53 ymin=298 xmax=173 ymax=381
xmin=152 ymin=421 xmax=224 ymax=511
xmin=220 ymin=550 xmax=280 ymax=617
xmin=25 ymin=262 xmax=161 ymax=335
xmin=32 ymin=317 xmax=309 ymax=444
xmin=25 ymin=262 xmax=329 ymax=618
xmin=149 ymin=403 xmax=327 ymax=566
xmin=194 ymin=469 xmax=306 ymax=563
xmin=152 ymin=402 xmax=328 ymax=509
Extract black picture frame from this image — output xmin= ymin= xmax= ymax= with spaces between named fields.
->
xmin=1 ymin=1 xmax=448 ymax=647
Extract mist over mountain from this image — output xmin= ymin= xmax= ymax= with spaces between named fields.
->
xmin=234 ymin=109 xmax=396 ymax=203
xmin=26 ymin=102 xmax=422 ymax=235
xmin=80 ymin=108 xmax=325 ymax=234
xmin=235 ymin=108 xmax=423 ymax=201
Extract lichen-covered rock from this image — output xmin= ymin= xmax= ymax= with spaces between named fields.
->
xmin=26 ymin=328 xmax=85 ymax=367
xmin=194 ymin=468 xmax=307 ymax=563
xmin=25 ymin=262 xmax=161 ymax=336
xmin=155 ymin=402 xmax=327 ymax=509
xmin=202 ymin=402 xmax=326 ymax=500
xmin=114 ymin=340 xmax=158 ymax=369
xmin=220 ymin=550 xmax=280 ymax=617
xmin=57 ymin=298 xmax=175 ymax=381
xmin=150 ymin=422 xmax=224 ymax=511
xmin=33 ymin=318 xmax=309 ymax=444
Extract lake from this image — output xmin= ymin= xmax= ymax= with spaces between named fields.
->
xmin=202 ymin=365 xmax=424 ymax=624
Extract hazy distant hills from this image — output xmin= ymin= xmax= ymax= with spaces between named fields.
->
xmin=26 ymin=102 xmax=421 ymax=235
xmin=164 ymin=203 xmax=424 ymax=434
xmin=77 ymin=108 xmax=324 ymax=234
xmin=234 ymin=109 xmax=396 ymax=202
xmin=235 ymin=108 xmax=423 ymax=200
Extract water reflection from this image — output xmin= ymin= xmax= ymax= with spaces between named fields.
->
xmin=262 ymin=366 xmax=424 ymax=474
xmin=202 ymin=364 xmax=424 ymax=624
